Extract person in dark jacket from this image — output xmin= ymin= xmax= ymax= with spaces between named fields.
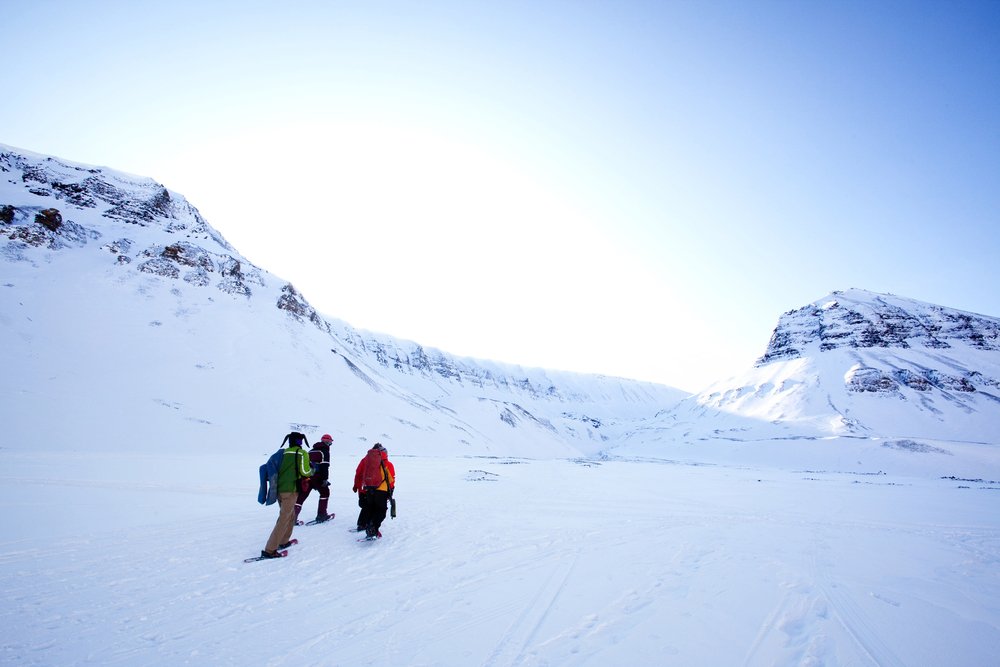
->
xmin=261 ymin=432 xmax=312 ymax=558
xmin=295 ymin=433 xmax=334 ymax=524
xmin=352 ymin=443 xmax=395 ymax=539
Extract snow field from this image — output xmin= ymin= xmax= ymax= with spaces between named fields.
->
xmin=1 ymin=452 xmax=998 ymax=666
xmin=5 ymin=136 xmax=1000 ymax=667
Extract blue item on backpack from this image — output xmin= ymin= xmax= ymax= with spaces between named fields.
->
xmin=257 ymin=448 xmax=284 ymax=505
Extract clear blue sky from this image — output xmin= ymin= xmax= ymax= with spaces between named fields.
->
xmin=4 ymin=1 xmax=999 ymax=391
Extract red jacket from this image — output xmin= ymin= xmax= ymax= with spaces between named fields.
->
xmin=354 ymin=448 xmax=395 ymax=493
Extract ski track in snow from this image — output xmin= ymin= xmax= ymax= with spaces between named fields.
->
xmin=481 ymin=549 xmax=581 ymax=667
xmin=810 ymin=530 xmax=906 ymax=667
xmin=742 ymin=529 xmax=907 ymax=667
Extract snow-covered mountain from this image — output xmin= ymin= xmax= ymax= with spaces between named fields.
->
xmin=711 ymin=288 xmax=999 ymax=436
xmin=0 ymin=143 xmax=685 ymax=459
xmin=4 ymin=143 xmax=999 ymax=472
xmin=614 ymin=288 xmax=1000 ymax=474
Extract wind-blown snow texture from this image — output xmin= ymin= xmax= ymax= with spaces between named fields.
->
xmin=2 ymin=144 xmax=999 ymax=666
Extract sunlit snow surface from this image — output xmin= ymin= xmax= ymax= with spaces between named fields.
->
xmin=1 ymin=452 xmax=998 ymax=666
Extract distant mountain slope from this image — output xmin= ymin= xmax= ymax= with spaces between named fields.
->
xmin=1 ymin=143 xmax=685 ymax=458
xmin=616 ymin=289 xmax=1000 ymax=462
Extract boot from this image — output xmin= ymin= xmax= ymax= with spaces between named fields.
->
xmin=294 ymin=502 xmax=304 ymax=526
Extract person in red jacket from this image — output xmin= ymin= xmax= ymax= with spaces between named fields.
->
xmin=352 ymin=443 xmax=395 ymax=539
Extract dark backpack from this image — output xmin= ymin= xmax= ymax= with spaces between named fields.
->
xmin=310 ymin=443 xmax=331 ymax=480
xmin=362 ymin=449 xmax=385 ymax=489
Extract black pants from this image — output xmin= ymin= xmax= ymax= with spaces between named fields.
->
xmin=361 ymin=489 xmax=390 ymax=536
xmin=355 ymin=492 xmax=369 ymax=529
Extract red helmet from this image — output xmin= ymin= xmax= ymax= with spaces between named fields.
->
xmin=321 ymin=434 xmax=333 ymax=443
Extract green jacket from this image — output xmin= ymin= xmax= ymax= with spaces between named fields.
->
xmin=277 ymin=445 xmax=312 ymax=493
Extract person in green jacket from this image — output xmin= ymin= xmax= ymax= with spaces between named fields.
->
xmin=261 ymin=432 xmax=313 ymax=558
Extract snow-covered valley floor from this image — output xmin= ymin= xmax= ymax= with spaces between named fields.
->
xmin=2 ymin=450 xmax=999 ymax=666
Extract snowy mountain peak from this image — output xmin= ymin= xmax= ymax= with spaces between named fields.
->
xmin=648 ymin=289 xmax=1000 ymax=447
xmin=758 ymin=288 xmax=1000 ymax=365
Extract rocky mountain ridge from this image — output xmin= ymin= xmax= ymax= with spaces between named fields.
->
xmin=760 ymin=289 xmax=1000 ymax=362
xmin=1 ymin=143 xmax=683 ymax=458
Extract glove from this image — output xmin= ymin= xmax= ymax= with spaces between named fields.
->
xmin=352 ymin=486 xmax=358 ymax=493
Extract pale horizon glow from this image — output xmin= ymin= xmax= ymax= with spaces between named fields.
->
xmin=3 ymin=1 xmax=999 ymax=391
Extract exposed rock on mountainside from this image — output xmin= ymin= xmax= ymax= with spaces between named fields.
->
xmin=3 ymin=205 xmax=94 ymax=251
xmin=35 ymin=208 xmax=63 ymax=231
xmin=1 ymin=146 xmax=267 ymax=298
xmin=759 ymin=290 xmax=1000 ymax=364
xmin=277 ymin=283 xmax=329 ymax=330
